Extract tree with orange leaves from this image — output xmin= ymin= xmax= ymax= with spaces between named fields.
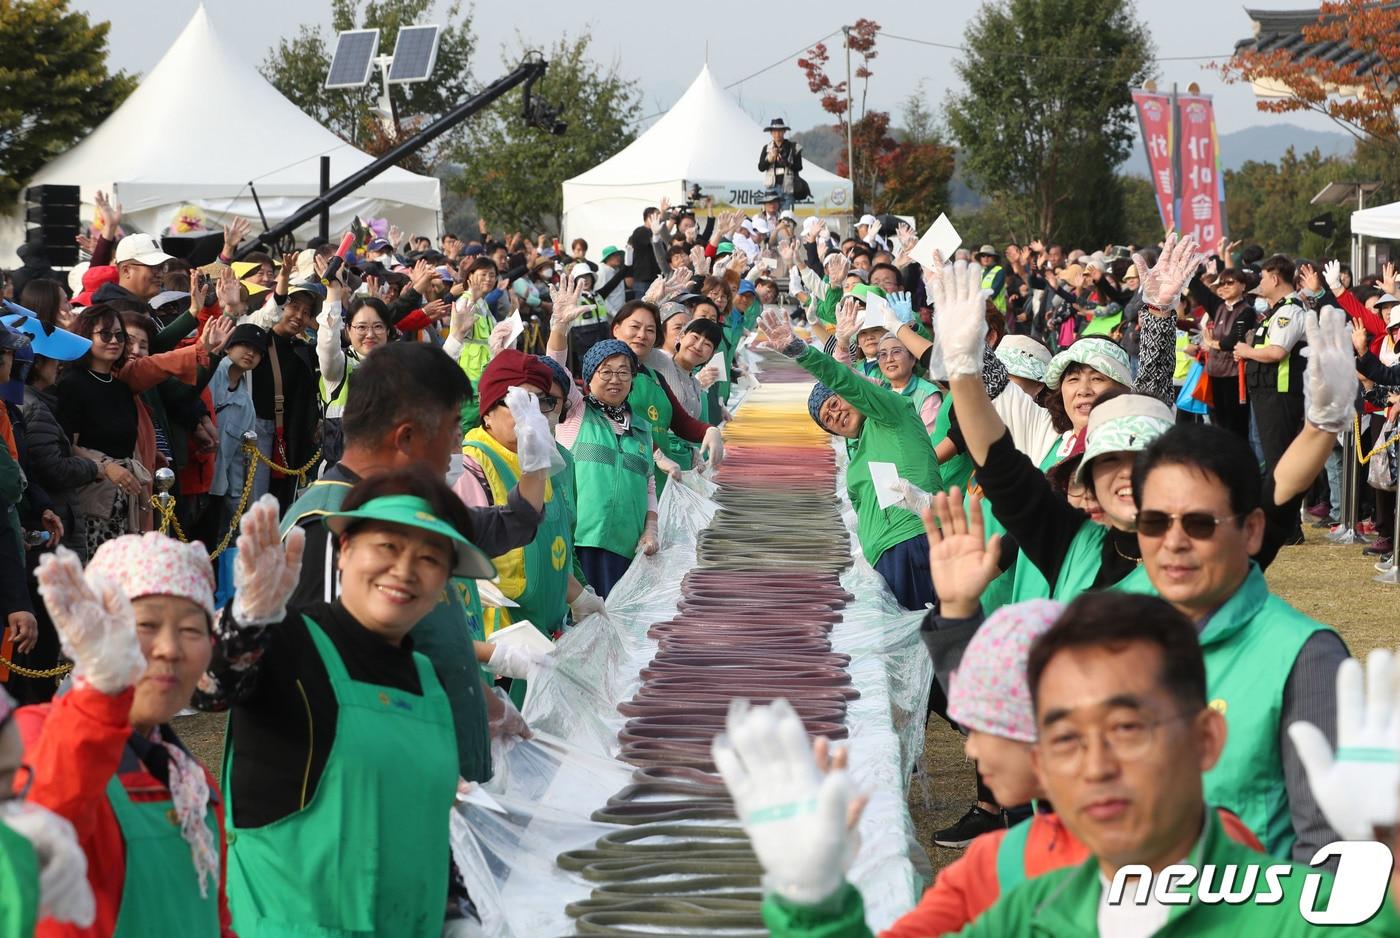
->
xmin=1220 ymin=1 xmax=1400 ymax=158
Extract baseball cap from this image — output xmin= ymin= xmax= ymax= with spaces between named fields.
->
xmin=856 ymin=214 xmax=878 ymax=229
xmin=114 ymin=233 xmax=174 ymax=267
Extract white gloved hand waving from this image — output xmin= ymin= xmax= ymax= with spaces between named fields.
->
xmin=1303 ymin=306 xmax=1358 ymax=434
xmin=712 ymin=699 xmax=853 ymax=906
xmin=1132 ymin=232 xmax=1205 ymax=310
xmin=34 ymin=548 xmax=145 ymax=694
xmin=1323 ymin=259 xmax=1344 ymax=294
xmin=0 ymin=802 xmax=95 ymax=926
xmin=231 ymin=494 xmax=306 ymax=625
xmin=1288 ymin=648 xmax=1400 ymax=841
xmin=928 ymin=260 xmax=988 ymax=378
xmin=507 ymin=386 xmax=565 ymax=475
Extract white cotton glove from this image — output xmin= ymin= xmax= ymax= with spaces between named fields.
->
xmin=788 ymin=267 xmax=804 ymax=297
xmin=484 ymin=642 xmax=554 ymax=681
xmin=699 ymin=426 xmax=725 ymax=470
xmin=927 ymin=260 xmax=988 ymax=378
xmin=1303 ymin=306 xmax=1358 ymax=434
xmin=1324 ymin=259 xmax=1344 ymax=294
xmin=888 ymin=291 xmax=915 ymax=325
xmin=232 ymin=494 xmax=306 ymax=626
xmin=0 ymin=802 xmax=95 ymax=926
xmin=1288 ymin=648 xmax=1400 ymax=841
xmin=570 ymin=586 xmax=605 ymax=620
xmin=487 ymin=687 xmax=532 ymax=741
xmin=712 ymin=699 xmax=854 ymax=906
xmin=35 ymin=548 xmax=145 ymax=695
xmin=1131 ymin=232 xmax=1206 ymax=310
xmin=889 ymin=478 xmax=933 ymax=516
xmin=506 ymin=387 xmax=565 ymax=475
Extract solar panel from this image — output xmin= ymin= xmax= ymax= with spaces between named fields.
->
xmin=324 ymin=29 xmax=380 ymax=89
xmin=386 ymin=25 xmax=440 ymax=84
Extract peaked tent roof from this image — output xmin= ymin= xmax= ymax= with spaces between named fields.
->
xmin=568 ymin=65 xmax=846 ymax=189
xmin=9 ymin=4 xmax=439 ymax=254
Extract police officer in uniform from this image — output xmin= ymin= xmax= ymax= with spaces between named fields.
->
xmin=976 ymin=245 xmax=1007 ymax=315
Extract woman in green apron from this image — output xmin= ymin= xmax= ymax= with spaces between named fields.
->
xmin=206 ymin=476 xmax=494 ymax=937
xmin=874 ymin=332 xmax=941 ymax=436
xmin=607 ymin=300 xmax=724 ymax=494
xmin=17 ymin=533 xmax=233 ymax=936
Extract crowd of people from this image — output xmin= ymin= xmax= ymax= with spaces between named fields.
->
xmin=0 ymin=163 xmax=1396 ymax=937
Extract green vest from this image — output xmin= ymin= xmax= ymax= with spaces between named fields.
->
xmin=981 ymin=264 xmax=1007 ymax=313
xmin=889 ymin=376 xmax=940 ymax=425
xmin=995 ymin=815 xmax=1035 ymax=894
xmin=280 ymin=479 xmax=492 ymax=782
xmin=456 ymin=306 xmax=495 ymax=432
xmin=571 ymin=404 xmax=653 ymax=558
xmin=225 ymin=615 xmax=457 ymax=936
xmin=0 ymin=817 xmax=38 ymax=938
xmin=1246 ymin=299 xmax=1305 ymax=394
xmin=1115 ymin=563 xmax=1332 ymax=857
xmin=106 ymin=774 xmax=220 ymax=937
xmin=930 ymin=399 xmax=973 ymax=491
xmin=318 ymin=357 xmax=354 ymax=415
xmin=630 ymin=365 xmax=681 ymax=492
xmin=988 ymin=439 xmax=1070 ymax=611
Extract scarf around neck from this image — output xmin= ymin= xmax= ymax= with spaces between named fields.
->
xmin=585 ymin=394 xmax=631 ymax=430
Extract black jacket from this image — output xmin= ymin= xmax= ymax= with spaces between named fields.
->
xmin=20 ymin=384 xmax=98 ymax=551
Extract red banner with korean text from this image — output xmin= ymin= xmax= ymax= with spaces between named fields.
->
xmin=1131 ymin=90 xmax=1175 ymax=231
xmin=1176 ymin=93 xmax=1226 ymax=246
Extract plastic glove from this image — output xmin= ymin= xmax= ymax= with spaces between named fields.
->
xmin=506 ymin=386 xmax=565 ymax=476
xmin=711 ymin=699 xmax=853 ymax=906
xmin=1303 ymin=306 xmax=1359 ymax=434
xmin=636 ymin=518 xmax=660 ymax=557
xmin=1131 ymin=232 xmax=1205 ymax=310
xmin=888 ymin=291 xmax=915 ymax=325
xmin=34 ymin=548 xmax=145 ymax=695
xmin=699 ymin=426 xmax=725 ymax=469
xmin=696 ymin=365 xmax=720 ymax=390
xmin=654 ymin=453 xmax=683 ymax=482
xmin=1288 ymin=647 xmax=1400 ymax=841
xmin=570 ymin=586 xmax=605 ymax=620
xmin=0 ymin=802 xmax=95 ymax=926
xmin=1323 ymin=259 xmax=1344 ymax=294
xmin=928 ymin=260 xmax=987 ymax=378
xmin=889 ymin=478 xmax=933 ymax=515
xmin=788 ymin=267 xmax=804 ymax=296
xmin=756 ymin=309 xmax=803 ymax=357
xmin=484 ymin=642 xmax=554 ymax=681
xmin=487 ymin=686 xmax=532 ymax=741
xmin=232 ymin=494 xmax=306 ymax=626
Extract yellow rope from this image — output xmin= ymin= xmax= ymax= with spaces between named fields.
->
xmin=0 ymin=658 xmax=73 ymax=679
xmin=1354 ymin=414 xmax=1400 ymax=465
xmin=243 ymin=442 xmax=322 ymax=486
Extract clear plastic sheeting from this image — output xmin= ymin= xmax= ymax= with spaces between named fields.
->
xmin=452 ymin=372 xmax=932 ymax=936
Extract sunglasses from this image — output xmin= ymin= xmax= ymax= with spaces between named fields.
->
xmin=1136 ymin=509 xmax=1243 ymax=539
xmin=95 ymin=329 xmax=128 ymax=343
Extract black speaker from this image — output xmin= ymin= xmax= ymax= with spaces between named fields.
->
xmin=23 ymin=185 xmax=81 ymax=267
xmin=1307 ymin=213 xmax=1336 ymax=239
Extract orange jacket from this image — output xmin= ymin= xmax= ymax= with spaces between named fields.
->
xmin=879 ymin=808 xmax=1263 ymax=938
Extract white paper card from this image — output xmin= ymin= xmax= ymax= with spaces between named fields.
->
xmin=486 ymin=619 xmax=555 ymax=653
xmin=502 ymin=311 xmax=525 ymax=349
xmin=712 ymin=347 xmax=729 ymax=382
xmin=908 ymin=213 xmax=962 ymax=270
xmin=861 ymin=293 xmax=892 ymax=331
xmin=869 ymin=461 xmax=903 ymax=510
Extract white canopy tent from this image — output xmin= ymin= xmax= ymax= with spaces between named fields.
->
xmin=1352 ymin=200 xmax=1400 ymax=240
xmin=562 ymin=66 xmax=851 ymax=254
xmin=1 ymin=4 xmax=440 ymax=262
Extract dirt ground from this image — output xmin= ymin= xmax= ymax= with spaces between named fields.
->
xmin=173 ymin=529 xmax=1396 ymax=875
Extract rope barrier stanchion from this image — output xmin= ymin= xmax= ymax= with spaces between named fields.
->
xmin=0 ymin=657 xmax=73 ymax=680
xmin=1329 ymin=417 xmax=1368 ymax=545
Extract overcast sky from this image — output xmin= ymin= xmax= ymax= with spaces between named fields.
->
xmin=74 ymin=0 xmax=1338 ymax=138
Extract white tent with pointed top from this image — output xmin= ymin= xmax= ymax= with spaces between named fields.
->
xmin=1 ymin=4 xmax=441 ymax=262
xmin=561 ymin=65 xmax=851 ymax=255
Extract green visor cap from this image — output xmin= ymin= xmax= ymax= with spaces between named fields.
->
xmin=325 ymin=494 xmax=497 ymax=580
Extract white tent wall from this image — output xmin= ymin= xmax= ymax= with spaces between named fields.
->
xmin=1352 ymin=200 xmax=1400 ymax=240
xmin=562 ymin=65 xmax=852 ymax=256
xmin=2 ymin=4 xmax=441 ymax=263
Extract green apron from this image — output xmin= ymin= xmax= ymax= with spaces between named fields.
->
xmin=106 ymin=774 xmax=220 ymax=937
xmin=629 ymin=366 xmax=677 ymax=495
xmin=572 ymin=406 xmax=653 ymax=559
xmin=225 ymin=616 xmax=457 ymax=937
xmin=0 ymin=816 xmax=38 ymax=938
xmin=930 ymin=399 xmax=973 ymax=490
xmin=282 ymin=481 xmax=493 ymax=783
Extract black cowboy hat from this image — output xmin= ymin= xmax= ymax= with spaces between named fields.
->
xmin=763 ymin=117 xmax=791 ymax=132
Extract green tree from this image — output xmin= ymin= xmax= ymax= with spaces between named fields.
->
xmin=447 ymin=30 xmax=639 ymax=233
xmin=1224 ymin=147 xmax=1352 ymax=258
xmin=878 ymin=89 xmax=956 ymax=224
xmin=260 ymin=0 xmax=476 ymax=168
xmin=1118 ymin=174 xmax=1166 ymax=247
xmin=947 ymin=0 xmax=1155 ymax=245
xmin=0 ymin=0 xmax=136 ymax=207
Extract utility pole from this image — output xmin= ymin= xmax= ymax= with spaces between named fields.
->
xmin=843 ymin=25 xmax=856 ymax=210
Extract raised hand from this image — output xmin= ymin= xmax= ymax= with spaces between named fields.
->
xmin=1303 ymin=306 xmax=1359 ymax=434
xmin=1298 ymin=262 xmax=1321 ymax=295
xmin=449 ymin=296 xmax=476 ymax=340
xmin=422 ymin=298 xmax=451 ymax=323
xmin=1324 ymin=259 xmax=1344 ymax=293
xmin=834 ymin=296 xmax=860 ymax=346
xmin=549 ymin=275 xmax=587 ymax=330
xmin=1132 ymin=232 xmax=1205 ymax=310
xmin=202 ymin=314 xmax=235 ymax=355
xmin=388 ymin=224 xmax=404 ymax=249
xmin=215 ymin=266 xmax=243 ymax=311
xmin=1383 ymin=261 xmax=1397 ymax=297
xmin=188 ymin=270 xmax=209 ymax=313
xmin=487 ymin=319 xmax=513 ymax=357
xmin=231 ymin=494 xmax=306 ymax=625
xmin=222 ymin=217 xmax=251 ymax=257
xmin=93 ymin=190 xmax=122 ymax=240
xmin=662 ymin=266 xmax=691 ymax=298
xmin=922 ymin=488 xmax=1001 ymax=619
xmin=756 ymin=308 xmax=798 ymax=355
xmin=928 ymin=258 xmax=987 ymax=378
xmin=689 ymin=245 xmax=711 ymax=276
xmin=409 ymin=259 xmax=436 ymax=295
xmin=74 ymin=233 xmax=96 ymax=256
xmin=642 ymin=274 xmax=667 ymax=304
xmin=35 ymin=548 xmax=146 ymax=694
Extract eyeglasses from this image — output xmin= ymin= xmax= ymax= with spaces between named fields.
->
xmin=95 ymin=329 xmax=128 ymax=343
xmin=350 ymin=323 xmax=387 ymax=335
xmin=875 ymin=349 xmax=908 ymax=361
xmin=1135 ymin=509 xmax=1244 ymax=539
xmin=536 ymin=393 xmax=560 ymax=414
xmin=1038 ymin=711 xmax=1196 ymax=775
xmin=0 ymin=764 xmax=33 ymax=802
xmin=593 ymin=368 xmax=633 ymax=382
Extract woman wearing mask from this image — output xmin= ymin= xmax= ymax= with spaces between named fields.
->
xmin=17 ymin=533 xmax=236 ymax=936
xmin=198 ymin=477 xmax=489 ymax=937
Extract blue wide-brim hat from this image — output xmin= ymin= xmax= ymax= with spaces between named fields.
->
xmin=1 ymin=301 xmax=91 ymax=362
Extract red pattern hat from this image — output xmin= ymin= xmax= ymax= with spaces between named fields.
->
xmin=477 ymin=348 xmax=557 ymax=418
